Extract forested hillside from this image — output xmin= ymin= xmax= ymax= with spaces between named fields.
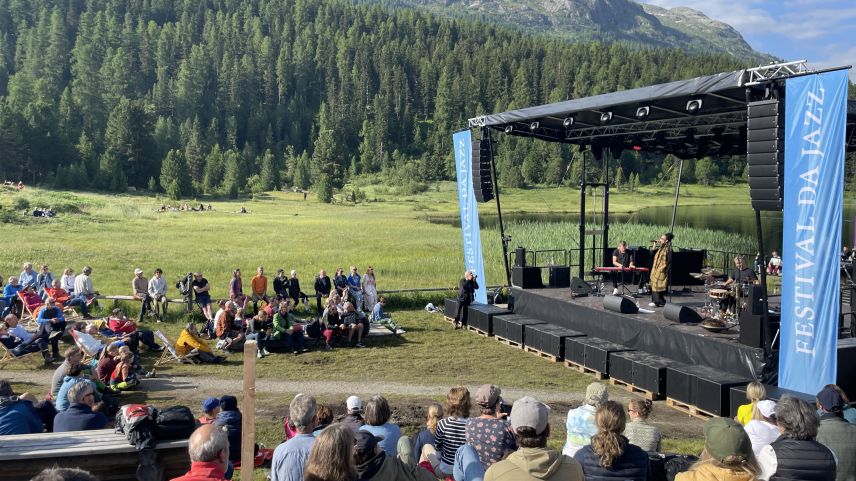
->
xmin=0 ymin=0 xmax=748 ymax=199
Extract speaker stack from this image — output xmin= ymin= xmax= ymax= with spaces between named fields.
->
xmin=471 ymin=138 xmax=494 ymax=203
xmin=747 ymin=99 xmax=784 ymax=211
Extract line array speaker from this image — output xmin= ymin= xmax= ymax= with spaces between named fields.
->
xmin=471 ymin=138 xmax=494 ymax=203
xmin=747 ymin=99 xmax=784 ymax=211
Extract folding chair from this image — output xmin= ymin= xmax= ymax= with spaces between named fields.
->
xmin=0 ymin=343 xmax=43 ymax=369
xmin=70 ymin=329 xmax=105 ymax=363
xmin=17 ymin=290 xmax=43 ymax=327
xmin=153 ymin=330 xmax=199 ymax=367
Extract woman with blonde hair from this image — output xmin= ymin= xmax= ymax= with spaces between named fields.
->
xmin=305 ymin=424 xmax=357 ymax=481
xmin=434 ymin=386 xmax=471 ymax=475
xmin=408 ymin=403 xmax=444 ymax=465
xmin=676 ymin=417 xmax=760 ymax=481
xmin=623 ymin=398 xmax=661 ymax=452
xmin=574 ymin=401 xmax=649 ymax=480
xmin=736 ymin=381 xmax=766 ymax=426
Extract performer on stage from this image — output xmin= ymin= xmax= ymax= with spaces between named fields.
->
xmin=720 ymin=256 xmax=759 ymax=314
xmin=842 ymin=245 xmax=852 ymax=262
xmin=611 ymin=241 xmax=635 ymax=295
xmin=648 ymin=233 xmax=673 ymax=308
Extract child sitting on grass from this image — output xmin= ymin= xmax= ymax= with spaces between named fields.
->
xmin=110 ymin=351 xmax=139 ymax=391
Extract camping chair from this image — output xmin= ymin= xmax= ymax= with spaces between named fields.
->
xmin=153 ymin=330 xmax=199 ymax=367
xmin=17 ymin=290 xmax=44 ymax=326
xmin=0 ymin=343 xmax=43 ymax=369
xmin=70 ymin=329 xmax=105 ymax=363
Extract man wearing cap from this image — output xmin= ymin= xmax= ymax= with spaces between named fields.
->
xmin=170 ymin=424 xmax=230 ymax=481
xmin=466 ymin=384 xmax=517 ymax=469
xmin=484 ymin=396 xmax=583 ymax=481
xmin=132 ymin=268 xmax=152 ymax=322
xmin=676 ymin=417 xmax=760 ymax=481
xmin=354 ymin=430 xmax=437 ymax=481
xmin=199 ymin=398 xmax=221 ymax=425
xmin=562 ymin=382 xmax=608 ymax=457
xmin=816 ymin=386 xmax=856 ymax=481
xmin=744 ymin=399 xmax=779 ymax=458
xmin=271 ymin=394 xmax=318 ymax=481
xmin=339 ymin=395 xmax=365 ymax=431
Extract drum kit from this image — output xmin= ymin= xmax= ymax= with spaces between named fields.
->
xmin=690 ymin=267 xmax=750 ymax=331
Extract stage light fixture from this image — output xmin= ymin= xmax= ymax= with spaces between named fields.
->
xmin=636 ymin=107 xmax=650 ymax=120
xmin=686 ymin=99 xmax=703 ymax=114
xmin=600 ymin=112 xmax=613 ymax=123
xmin=562 ymin=117 xmax=575 ymax=128
xmin=529 ymin=121 xmax=539 ymax=131
xmin=504 ymin=125 xmax=513 ymax=134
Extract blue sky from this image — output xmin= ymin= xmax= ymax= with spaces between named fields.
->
xmin=642 ymin=0 xmax=856 ymax=81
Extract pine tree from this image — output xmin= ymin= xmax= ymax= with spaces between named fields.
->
xmin=259 ymin=149 xmax=279 ymax=191
xmin=159 ymin=149 xmax=193 ymax=200
xmin=221 ymin=150 xmax=243 ymax=198
xmin=312 ymin=130 xmax=338 ymax=203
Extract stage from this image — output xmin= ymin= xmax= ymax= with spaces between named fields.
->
xmin=511 ymin=286 xmax=772 ymax=379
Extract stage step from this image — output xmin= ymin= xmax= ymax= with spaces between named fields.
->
xmin=495 ymin=335 xmax=523 ymax=349
xmin=666 ymin=397 xmax=716 ymax=420
xmin=564 ymin=360 xmax=607 ymax=380
xmin=609 ymin=377 xmax=658 ymax=401
xmin=524 ymin=346 xmax=560 ymax=363
xmin=466 ymin=325 xmax=491 ymax=337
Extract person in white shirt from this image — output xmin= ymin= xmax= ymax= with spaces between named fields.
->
xmin=73 ymin=266 xmax=99 ymax=305
xmin=60 ymin=268 xmax=76 ymax=294
xmin=3 ymin=314 xmax=33 ymax=343
xmin=744 ymin=399 xmax=780 ymax=458
xmin=148 ymin=268 xmax=168 ymax=322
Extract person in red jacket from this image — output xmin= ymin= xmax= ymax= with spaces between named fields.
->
xmin=107 ymin=308 xmax=163 ymax=352
xmin=171 ymin=424 xmax=230 ymax=481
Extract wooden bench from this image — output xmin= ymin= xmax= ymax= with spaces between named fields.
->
xmin=0 ymin=429 xmax=190 ymax=481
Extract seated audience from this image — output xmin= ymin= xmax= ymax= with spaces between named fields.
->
xmin=816 ymin=384 xmax=856 ymax=424
xmin=53 ymin=381 xmax=109 ymax=432
xmin=95 ymin=343 xmax=120 ymax=383
xmin=109 ymin=351 xmax=139 ymax=391
xmin=52 ymin=346 xmax=84 ymax=399
xmin=353 ymin=430 xmax=436 ymax=481
xmin=215 ymin=304 xmax=245 ymax=352
xmin=192 ymin=272 xmax=214 ymax=322
xmin=271 ymin=301 xmax=309 ymax=355
xmin=744 ymin=399 xmax=779 ymax=458
xmin=736 ymin=381 xmax=766 ymax=426
xmin=573 ymin=401 xmax=649 ymax=480
xmin=274 ymin=269 xmax=289 ymax=300
xmin=314 ymin=269 xmax=332 ymax=313
xmin=304 ymin=423 xmax=358 ymax=481
xmin=272 ymin=393 xmax=318 ymax=481
xmin=45 ymin=279 xmax=70 ymax=305
xmin=287 ymin=270 xmax=309 ymax=311
xmin=60 ymin=268 xmax=75 ymax=295
xmin=563 ymin=382 xmax=609 ymax=456
xmin=483 ymin=396 xmax=584 ymax=481
xmin=371 ymin=296 xmax=397 ymax=332
xmin=171 ymin=424 xmax=231 ymax=481
xmin=675 ymin=417 xmax=760 ymax=481
xmin=312 ymin=405 xmax=334 ymax=436
xmin=338 ymin=395 xmax=365 ymax=431
xmin=322 ymin=299 xmax=348 ymax=350
xmin=108 ymin=308 xmax=162 ymax=352
xmin=623 ymin=398 xmax=661 ymax=452
xmin=757 ymin=395 xmax=837 ymax=481
xmin=30 ymin=297 xmax=67 ymax=359
xmin=815 ymin=385 xmax=856 ymax=481
xmin=360 ymin=395 xmax=402 ymax=457
xmin=2 ymin=276 xmax=23 ymax=317
xmin=177 ymin=322 xmax=225 ymax=363
xmin=435 ymin=386 xmax=471 ymax=475
xmin=341 ymin=302 xmax=366 ymax=348
xmin=48 ymin=278 xmax=91 ymax=318
xmin=245 ymin=310 xmax=271 ymax=359
xmin=0 ymin=380 xmax=44 ymax=435
xmin=199 ymin=397 xmax=221 ymax=425
xmin=19 ymin=263 xmax=37 ymax=291
xmin=33 ymin=468 xmax=99 ymax=481
xmin=217 ymin=395 xmax=244 ymax=463
xmin=406 ymin=402 xmax=442 ymax=467
xmin=466 ymin=384 xmax=516 ymax=469
xmin=56 ymin=364 xmax=100 ymax=411
xmin=35 ymin=264 xmax=54 ymax=300
xmin=333 ymin=267 xmax=348 ymax=297
xmin=0 ymin=319 xmax=50 ymax=363
xmin=73 ymin=266 xmax=100 ymax=312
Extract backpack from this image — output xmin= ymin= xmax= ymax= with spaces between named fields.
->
xmin=304 ymin=318 xmax=322 ymax=338
xmin=177 ymin=273 xmax=193 ymax=296
xmin=153 ymin=405 xmax=197 ymax=440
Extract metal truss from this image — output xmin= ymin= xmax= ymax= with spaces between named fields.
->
xmin=560 ymin=111 xmax=746 ymax=142
xmin=743 ymin=60 xmax=810 ymax=86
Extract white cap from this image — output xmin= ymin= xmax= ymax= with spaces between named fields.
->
xmin=757 ymin=399 xmax=776 ymax=418
xmin=346 ymin=395 xmax=362 ymax=412
xmin=134 ymin=268 xmax=143 ymax=275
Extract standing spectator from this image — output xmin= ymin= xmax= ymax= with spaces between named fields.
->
xmin=148 ymin=268 xmax=168 ymax=322
xmin=757 ymin=396 xmax=837 ymax=481
xmin=60 ymin=268 xmax=75 ymax=295
xmin=767 ymin=251 xmax=782 ymax=276
xmin=362 ymin=267 xmax=378 ymax=313
xmin=170 ymin=424 xmax=230 ymax=481
xmin=272 ymin=393 xmax=318 ymax=481
xmin=736 ymin=381 xmax=766 ymax=426
xmin=314 ymin=269 xmax=332 ymax=313
xmin=676 ymin=417 xmax=760 ymax=481
xmin=19 ymin=263 xmax=37 ymax=291
xmin=466 ymin=384 xmax=517 ymax=469
xmin=484 ymin=396 xmax=584 ymax=481
xmin=0 ymin=380 xmax=43 ymax=435
xmin=199 ymin=398 xmax=221 ymax=425
xmin=35 ymin=265 xmax=54 ymax=300
xmin=73 ymin=266 xmax=100 ymax=307
xmin=360 ymin=395 xmax=402 ymax=457
xmin=347 ymin=266 xmax=363 ymax=312
xmin=816 ymin=385 xmax=856 ymax=481
xmin=305 ymin=424 xmax=358 ymax=481
xmin=623 ymin=398 xmax=661 ymax=452
xmin=53 ymin=382 xmax=108 ymax=432
xmin=745 ymin=400 xmax=779 ymax=458
xmin=435 ymin=386 xmax=471 ymax=475
xmin=229 ymin=269 xmax=248 ymax=310
xmin=333 ymin=268 xmax=348 ymax=297
xmin=251 ymin=266 xmax=269 ymax=314
xmin=192 ymin=272 xmax=213 ymax=322
xmin=454 ymin=271 xmax=478 ymax=329
xmin=338 ymin=395 xmax=365 ymax=431
xmin=573 ymin=401 xmax=649 ymax=480
xmin=563 ymin=382 xmax=608 ymax=457
xmin=131 ymin=268 xmax=152 ymax=322
xmin=273 ymin=269 xmax=289 ymax=299
xmin=286 ymin=270 xmax=308 ymax=311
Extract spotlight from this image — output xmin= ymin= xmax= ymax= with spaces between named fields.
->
xmin=600 ymin=112 xmax=613 ymax=123
xmin=562 ymin=117 xmax=575 ymax=128
xmin=529 ymin=121 xmax=539 ymax=131
xmin=686 ymin=99 xmax=703 ymax=114
xmin=636 ymin=107 xmax=650 ymax=120
xmin=504 ymin=125 xmax=513 ymax=134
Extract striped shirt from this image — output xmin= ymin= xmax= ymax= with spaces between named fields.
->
xmin=435 ymin=416 xmax=468 ymax=466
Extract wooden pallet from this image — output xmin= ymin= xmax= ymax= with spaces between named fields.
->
xmin=495 ymin=336 xmax=522 ymax=349
xmin=524 ymin=346 xmax=560 ymax=363
xmin=443 ymin=316 xmax=455 ymax=324
xmin=466 ymin=325 xmax=491 ymax=337
xmin=563 ymin=360 xmax=607 ymax=380
xmin=608 ymin=377 xmax=659 ymax=401
xmin=665 ymin=397 xmax=716 ymax=420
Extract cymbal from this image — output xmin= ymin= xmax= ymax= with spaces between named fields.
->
xmin=691 ymin=273 xmax=704 ymax=279
xmin=702 ymin=268 xmax=722 ymax=276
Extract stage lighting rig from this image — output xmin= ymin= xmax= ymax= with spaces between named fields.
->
xmin=600 ymin=112 xmax=613 ymax=123
xmin=562 ymin=117 xmax=575 ymax=128
xmin=635 ymin=107 xmax=650 ymax=120
xmin=686 ymin=99 xmax=703 ymax=114
xmin=529 ymin=121 xmax=539 ymax=131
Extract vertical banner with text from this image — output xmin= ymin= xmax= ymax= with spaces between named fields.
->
xmin=453 ymin=130 xmax=488 ymax=304
xmin=779 ymin=70 xmax=848 ymax=394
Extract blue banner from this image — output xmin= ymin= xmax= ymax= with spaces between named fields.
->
xmin=779 ymin=70 xmax=848 ymax=394
xmin=453 ymin=130 xmax=488 ymax=304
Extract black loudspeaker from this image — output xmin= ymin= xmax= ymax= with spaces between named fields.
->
xmin=603 ymin=295 xmax=639 ymax=314
xmin=738 ymin=312 xmax=780 ymax=348
xmin=745 ymin=285 xmax=766 ymax=315
xmin=570 ymin=277 xmax=592 ymax=297
xmin=467 ymin=304 xmax=511 ymax=335
xmin=512 ymin=266 xmax=543 ymax=289
xmin=548 ymin=266 xmax=571 ymax=288
xmin=836 ymin=338 xmax=856 ymax=399
xmin=504 ymin=316 xmax=545 ymax=345
xmin=443 ymin=298 xmax=460 ymax=319
xmin=747 ymin=99 xmax=784 ymax=211
xmin=514 ymin=247 xmax=526 ymax=267
xmin=471 ymin=138 xmax=494 ymax=203
xmin=663 ymin=303 xmax=702 ymax=324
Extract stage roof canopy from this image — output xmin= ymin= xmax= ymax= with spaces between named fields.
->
xmin=469 ymin=64 xmax=856 ymax=158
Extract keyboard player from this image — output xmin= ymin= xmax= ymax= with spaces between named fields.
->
xmin=611 ymin=241 xmax=634 ymax=295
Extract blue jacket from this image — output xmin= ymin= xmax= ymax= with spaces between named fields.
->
xmin=573 ymin=438 xmax=650 ymax=481
xmin=217 ymin=409 xmax=243 ymax=462
xmin=0 ymin=396 xmax=43 ymax=435
xmin=53 ymin=403 xmax=109 ymax=432
xmin=56 ymin=376 xmax=98 ymax=412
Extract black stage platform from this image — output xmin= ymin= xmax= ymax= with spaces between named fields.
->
xmin=512 ymin=287 xmax=769 ymax=379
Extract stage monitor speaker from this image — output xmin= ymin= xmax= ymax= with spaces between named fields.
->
xmin=663 ymin=303 xmax=702 ymax=324
xmin=512 ymin=266 xmax=543 ymax=289
xmin=747 ymin=99 xmax=784 ymax=211
xmin=471 ymin=138 xmax=494 ymax=203
xmin=603 ymin=295 xmax=639 ymax=314
xmin=738 ymin=312 xmax=780 ymax=348
xmin=548 ymin=266 xmax=571 ymax=288
xmin=514 ymin=247 xmax=527 ymax=267
xmin=570 ymin=277 xmax=592 ymax=297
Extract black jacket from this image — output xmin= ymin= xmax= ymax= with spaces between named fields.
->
xmin=769 ymin=438 xmax=837 ymax=481
xmin=457 ymin=278 xmax=478 ymax=303
xmin=573 ymin=440 xmax=650 ymax=481
xmin=315 ymin=276 xmax=332 ymax=296
xmin=273 ymin=276 xmax=288 ymax=298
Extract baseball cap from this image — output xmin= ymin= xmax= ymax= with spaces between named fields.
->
xmin=756 ymin=399 xmax=776 ymax=418
xmin=202 ymin=397 xmax=221 ymax=413
xmin=585 ymin=382 xmax=608 ymax=406
xmin=509 ymin=396 xmax=550 ymax=435
xmin=817 ymin=386 xmax=845 ymax=412
xmin=353 ymin=431 xmax=384 ymax=456
xmin=346 ymin=395 xmax=362 ymax=412
xmin=475 ymin=384 xmax=502 ymax=408
xmin=134 ymin=268 xmax=143 ymax=275
xmin=703 ymin=417 xmax=752 ymax=461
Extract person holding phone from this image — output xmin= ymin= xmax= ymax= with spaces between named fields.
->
xmin=454 ymin=271 xmax=478 ymax=329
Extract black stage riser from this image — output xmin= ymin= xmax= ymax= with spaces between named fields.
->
xmin=523 ymin=324 xmax=585 ymax=359
xmin=444 ymin=298 xmax=460 ymax=319
xmin=609 ymin=351 xmax=678 ymax=398
xmin=502 ymin=317 xmax=546 ymax=345
xmin=666 ymin=364 xmax=751 ymax=417
xmin=467 ymin=304 xmax=512 ymax=335
xmin=565 ymin=337 xmax=634 ymax=374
